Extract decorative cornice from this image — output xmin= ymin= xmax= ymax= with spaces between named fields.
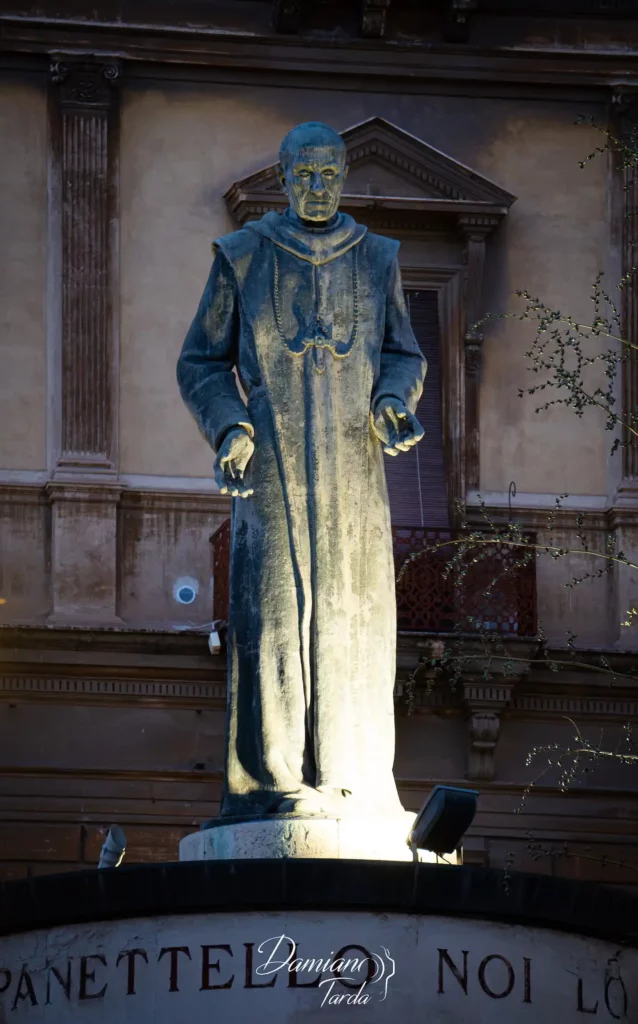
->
xmin=3 ymin=22 xmax=638 ymax=89
xmin=0 ymin=482 xmax=231 ymax=515
xmin=4 ymin=481 xmax=638 ymax=528
xmin=458 ymin=213 xmax=501 ymax=236
xmin=0 ymin=764 xmax=223 ymax=784
xmin=2 ymin=670 xmax=635 ymax=720
xmin=511 ymin=693 xmax=638 ymax=719
xmin=0 ymin=674 xmax=225 ymax=705
xmin=465 ymin=501 xmax=627 ymax=532
xmin=0 ymin=623 xmax=213 ymax=657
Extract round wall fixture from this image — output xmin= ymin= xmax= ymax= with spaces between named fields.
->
xmin=173 ymin=577 xmax=199 ymax=605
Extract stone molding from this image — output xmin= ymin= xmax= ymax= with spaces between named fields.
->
xmin=468 ymin=501 xmax=638 ymax=531
xmin=5 ymin=18 xmax=638 ymax=89
xmin=45 ymin=481 xmax=123 ymax=505
xmin=0 ymin=674 xmax=225 ymax=706
xmin=0 ymin=629 xmax=634 ymax=719
xmin=0 ymin=484 xmax=49 ymax=507
xmin=119 ymin=489 xmax=231 ymax=515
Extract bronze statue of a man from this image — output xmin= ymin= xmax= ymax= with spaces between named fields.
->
xmin=178 ymin=122 xmax=426 ymax=821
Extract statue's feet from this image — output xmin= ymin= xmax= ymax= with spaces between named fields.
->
xmin=274 ymin=786 xmax=352 ymax=817
xmin=316 ymin=785 xmax=352 ymax=815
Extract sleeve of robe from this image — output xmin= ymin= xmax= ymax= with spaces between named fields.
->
xmin=176 ymin=250 xmax=254 ymax=452
xmin=371 ymin=257 xmax=427 ymax=417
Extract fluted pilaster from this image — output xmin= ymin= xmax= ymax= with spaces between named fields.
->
xmin=50 ymin=59 xmax=119 ymax=478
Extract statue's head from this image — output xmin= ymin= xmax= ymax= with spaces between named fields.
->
xmin=278 ymin=122 xmax=348 ymax=224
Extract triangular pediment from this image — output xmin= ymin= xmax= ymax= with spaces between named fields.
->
xmin=224 ymin=116 xmax=516 ymax=226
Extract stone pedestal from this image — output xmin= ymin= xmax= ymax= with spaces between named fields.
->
xmin=179 ymin=812 xmax=428 ymax=863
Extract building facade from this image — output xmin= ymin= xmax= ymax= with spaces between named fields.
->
xmin=1 ymin=0 xmax=638 ymax=882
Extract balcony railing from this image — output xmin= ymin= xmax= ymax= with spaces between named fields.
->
xmin=210 ymin=521 xmax=537 ymax=637
xmin=393 ymin=527 xmax=537 ymax=636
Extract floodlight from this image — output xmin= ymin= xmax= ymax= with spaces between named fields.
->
xmin=408 ymin=785 xmax=478 ymax=856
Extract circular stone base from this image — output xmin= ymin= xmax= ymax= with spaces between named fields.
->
xmin=179 ymin=812 xmax=420 ymax=862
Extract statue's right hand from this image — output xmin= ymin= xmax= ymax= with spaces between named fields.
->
xmin=214 ymin=427 xmax=255 ymax=498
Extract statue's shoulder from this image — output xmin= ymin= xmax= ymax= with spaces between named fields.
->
xmin=362 ymin=230 xmax=400 ymax=267
xmin=213 ymin=226 xmax=264 ymax=265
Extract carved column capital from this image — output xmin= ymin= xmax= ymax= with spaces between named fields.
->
xmin=611 ymin=86 xmax=638 ymax=126
xmin=50 ymin=58 xmax=120 ymax=108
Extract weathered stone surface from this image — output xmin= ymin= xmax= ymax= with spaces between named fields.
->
xmin=179 ymin=812 xmax=419 ymax=862
xmin=1 ymin=861 xmax=637 ymax=1023
xmin=177 ymin=123 xmax=426 ymax=824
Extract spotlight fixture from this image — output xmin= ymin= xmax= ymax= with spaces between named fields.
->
xmin=98 ymin=825 xmax=127 ymax=869
xmin=408 ymin=785 xmax=479 ymax=857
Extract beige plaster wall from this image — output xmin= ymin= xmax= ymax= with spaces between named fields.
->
xmin=0 ymin=79 xmax=48 ymax=470
xmin=477 ymin=114 xmax=609 ymax=496
xmin=119 ymin=86 xmax=293 ymax=476
xmin=119 ymin=84 xmax=608 ymax=494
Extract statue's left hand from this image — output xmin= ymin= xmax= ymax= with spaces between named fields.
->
xmin=214 ymin=427 xmax=255 ymax=497
xmin=372 ymin=398 xmax=424 ymax=457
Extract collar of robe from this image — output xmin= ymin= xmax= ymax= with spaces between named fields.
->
xmin=245 ymin=208 xmax=367 ymax=266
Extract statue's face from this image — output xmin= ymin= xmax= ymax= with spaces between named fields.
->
xmin=279 ymin=145 xmax=348 ymax=223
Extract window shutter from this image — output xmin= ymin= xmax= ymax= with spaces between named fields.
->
xmin=383 ymin=289 xmax=449 ymax=528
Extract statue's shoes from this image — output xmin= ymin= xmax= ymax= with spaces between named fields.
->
xmin=274 ymin=796 xmax=328 ymax=816
xmin=274 ymin=787 xmax=352 ymax=818
xmin=316 ymin=785 xmax=353 ymax=815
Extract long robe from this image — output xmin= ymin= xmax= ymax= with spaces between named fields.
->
xmin=177 ymin=209 xmax=426 ymax=819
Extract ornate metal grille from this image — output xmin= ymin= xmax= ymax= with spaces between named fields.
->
xmin=211 ymin=519 xmax=231 ymax=624
xmin=394 ymin=527 xmax=537 ymax=635
xmin=211 ymin=520 xmax=537 ymax=636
